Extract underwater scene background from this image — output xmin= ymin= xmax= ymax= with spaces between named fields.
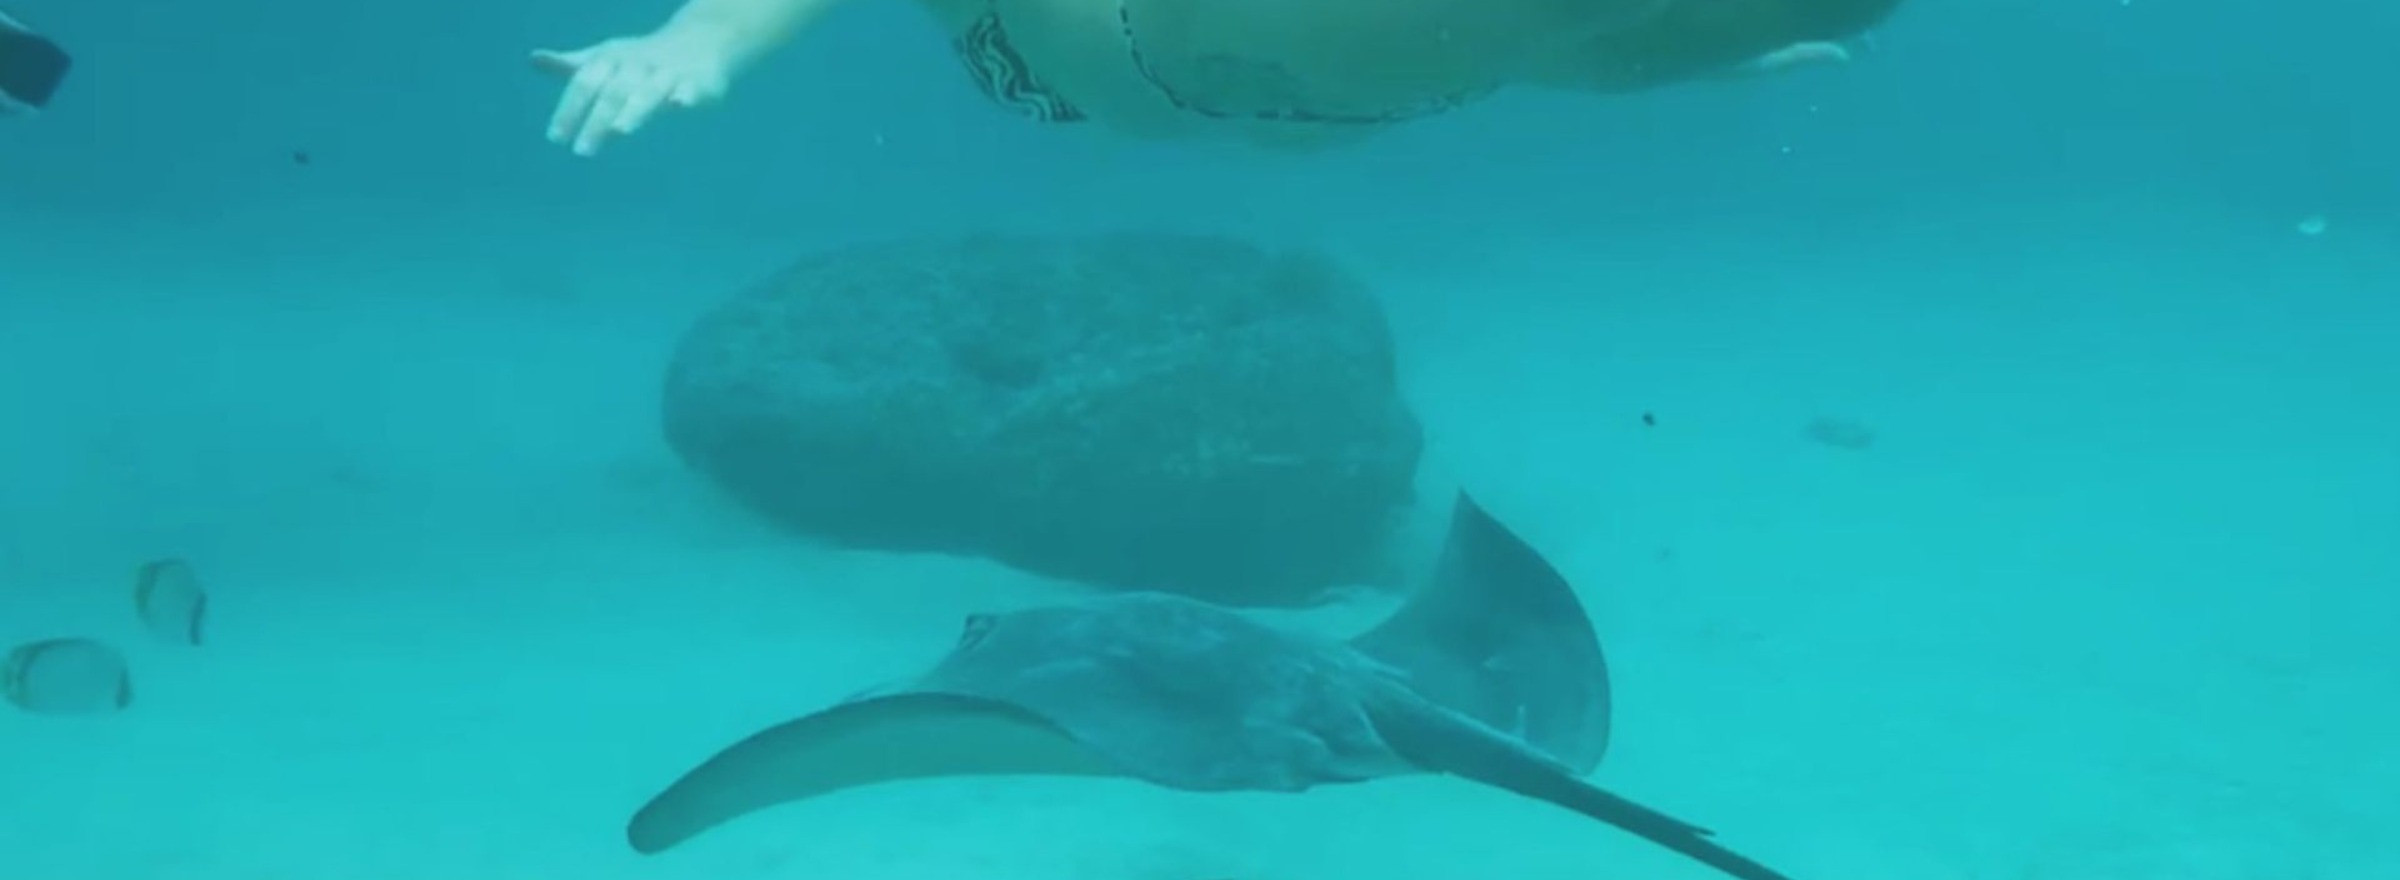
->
xmin=2 ymin=0 xmax=2394 ymax=878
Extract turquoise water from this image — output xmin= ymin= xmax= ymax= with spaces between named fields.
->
xmin=4 ymin=1 xmax=2395 ymax=878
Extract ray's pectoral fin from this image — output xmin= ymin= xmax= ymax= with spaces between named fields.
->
xmin=1371 ymin=701 xmax=1801 ymax=880
xmin=627 ymin=692 xmax=1121 ymax=855
xmin=1351 ymin=491 xmax=1613 ymax=773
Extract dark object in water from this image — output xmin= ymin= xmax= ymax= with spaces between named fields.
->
xmin=1641 ymin=411 xmax=1657 ymax=427
xmin=0 ymin=9 xmax=70 ymax=113
xmin=661 ymin=234 xmax=1422 ymax=605
xmin=1803 ymin=416 xmax=1875 ymax=451
xmin=3 ymin=638 xmax=132 ymax=715
xmin=626 ymin=492 xmax=1803 ymax=880
xmin=134 ymin=558 xmax=209 ymax=647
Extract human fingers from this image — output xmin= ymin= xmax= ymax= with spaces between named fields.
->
xmin=609 ymin=70 xmax=678 ymax=135
xmin=667 ymin=79 xmax=711 ymax=108
xmin=549 ymin=57 xmax=620 ymax=151
xmin=572 ymin=65 xmax=642 ymax=155
xmin=529 ymin=48 xmax=581 ymax=76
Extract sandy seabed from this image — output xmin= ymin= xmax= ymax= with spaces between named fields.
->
xmin=2 ymin=196 xmax=2393 ymax=880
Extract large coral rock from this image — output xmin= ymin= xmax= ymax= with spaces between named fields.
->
xmin=661 ymin=233 xmax=1422 ymax=604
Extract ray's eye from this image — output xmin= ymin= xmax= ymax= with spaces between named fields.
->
xmin=958 ymin=613 xmax=998 ymax=648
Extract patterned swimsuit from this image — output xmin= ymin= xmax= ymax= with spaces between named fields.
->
xmin=953 ymin=9 xmax=1087 ymax=122
xmin=953 ymin=0 xmax=1485 ymax=126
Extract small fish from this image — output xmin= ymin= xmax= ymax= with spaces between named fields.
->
xmin=133 ymin=557 xmax=208 ymax=646
xmin=3 ymin=638 xmax=133 ymax=715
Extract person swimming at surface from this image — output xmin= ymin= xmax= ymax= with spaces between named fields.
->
xmin=531 ymin=0 xmax=1904 ymax=156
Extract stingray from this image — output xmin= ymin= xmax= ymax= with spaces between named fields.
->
xmin=628 ymin=492 xmax=1802 ymax=880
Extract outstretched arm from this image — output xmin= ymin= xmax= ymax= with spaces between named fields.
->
xmin=649 ymin=0 xmax=852 ymax=77
xmin=532 ymin=0 xmax=858 ymax=156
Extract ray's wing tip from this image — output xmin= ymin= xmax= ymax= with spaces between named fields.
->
xmin=626 ymin=779 xmax=716 ymax=857
xmin=625 ymin=810 xmax=681 ymax=856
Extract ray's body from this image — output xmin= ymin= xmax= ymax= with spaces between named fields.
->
xmin=629 ymin=494 xmax=1805 ymax=880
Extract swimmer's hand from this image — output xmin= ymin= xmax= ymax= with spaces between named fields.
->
xmin=531 ymin=30 xmax=733 ymax=157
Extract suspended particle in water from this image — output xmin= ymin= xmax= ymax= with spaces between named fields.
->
xmin=1803 ymin=415 xmax=1876 ymax=451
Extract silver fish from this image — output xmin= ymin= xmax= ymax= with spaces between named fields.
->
xmin=133 ymin=558 xmax=208 ymax=647
xmin=3 ymin=638 xmax=132 ymax=715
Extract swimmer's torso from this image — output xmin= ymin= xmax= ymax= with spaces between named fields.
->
xmin=915 ymin=0 xmax=1671 ymax=145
